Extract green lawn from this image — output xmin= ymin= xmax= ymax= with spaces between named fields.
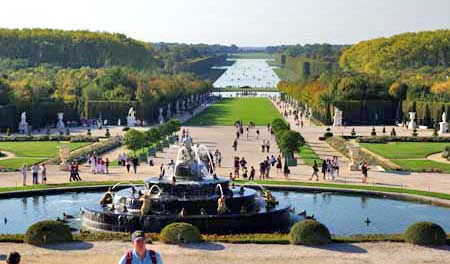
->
xmin=0 ymin=141 xmax=92 ymax=170
xmin=185 ymin=98 xmax=283 ymax=126
xmin=0 ymin=157 xmax=47 ymax=170
xmin=360 ymin=142 xmax=449 ymax=159
xmin=0 ymin=141 xmax=90 ymax=158
xmin=393 ymin=159 xmax=450 ymax=174
xmin=298 ymin=144 xmax=320 ymax=166
xmin=360 ymin=142 xmax=450 ymax=173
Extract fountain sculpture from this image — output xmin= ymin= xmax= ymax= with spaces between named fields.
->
xmin=81 ymin=141 xmax=291 ymax=234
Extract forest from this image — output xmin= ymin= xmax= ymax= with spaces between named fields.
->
xmin=276 ymin=30 xmax=450 ymax=125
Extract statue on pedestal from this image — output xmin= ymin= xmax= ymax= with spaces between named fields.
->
xmin=333 ymin=107 xmax=343 ymax=127
xmin=159 ymin=107 xmax=164 ymax=124
xmin=56 ymin=112 xmax=65 ymax=132
xmin=127 ymin=107 xmax=136 ymax=127
xmin=408 ymin=112 xmax=416 ymax=130
xmin=439 ymin=112 xmax=449 ymax=134
xmin=18 ymin=112 xmax=29 ymax=134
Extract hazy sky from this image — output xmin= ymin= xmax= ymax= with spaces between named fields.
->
xmin=1 ymin=0 xmax=449 ymax=46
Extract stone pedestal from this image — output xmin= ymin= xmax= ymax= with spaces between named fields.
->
xmin=349 ymin=145 xmax=361 ymax=171
xmin=439 ymin=122 xmax=449 ymax=134
xmin=408 ymin=112 xmax=416 ymax=130
xmin=127 ymin=116 xmax=136 ymax=127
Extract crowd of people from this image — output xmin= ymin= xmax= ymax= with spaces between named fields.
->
xmin=20 ymin=163 xmax=47 ymax=186
xmin=89 ymin=153 xmax=110 ymax=174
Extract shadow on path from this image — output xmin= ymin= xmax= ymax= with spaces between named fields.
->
xmin=35 ymin=241 xmax=94 ymax=251
xmin=304 ymin=243 xmax=367 ymax=254
xmin=179 ymin=242 xmax=225 ymax=251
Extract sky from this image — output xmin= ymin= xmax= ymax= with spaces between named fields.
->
xmin=0 ymin=0 xmax=449 ymax=46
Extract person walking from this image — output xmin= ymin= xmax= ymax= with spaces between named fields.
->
xmin=31 ymin=163 xmax=39 ymax=185
xmin=132 ymin=156 xmax=139 ymax=174
xmin=69 ymin=162 xmax=76 ymax=182
xmin=256 ymin=129 xmax=260 ymax=140
xmin=321 ymin=159 xmax=327 ymax=180
xmin=361 ymin=161 xmax=369 ymax=183
xmin=232 ymin=139 xmax=238 ymax=151
xmin=265 ymin=158 xmax=271 ymax=178
xmin=259 ymin=161 xmax=266 ymax=180
xmin=261 ymin=140 xmax=266 ymax=152
xmin=20 ymin=164 xmax=27 ymax=186
xmin=234 ymin=157 xmax=240 ymax=178
xmin=118 ymin=230 xmax=163 ymax=264
xmin=105 ymin=158 xmax=110 ymax=174
xmin=126 ymin=158 xmax=131 ymax=173
xmin=333 ymin=156 xmax=339 ymax=177
xmin=74 ymin=162 xmax=82 ymax=181
xmin=266 ymin=140 xmax=270 ymax=152
xmin=276 ymin=155 xmax=282 ymax=173
xmin=40 ymin=164 xmax=47 ymax=184
xmin=249 ymin=166 xmax=255 ymax=181
xmin=283 ymin=160 xmax=290 ymax=179
xmin=309 ymin=160 xmax=319 ymax=181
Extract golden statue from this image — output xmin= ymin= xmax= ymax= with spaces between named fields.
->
xmin=99 ymin=188 xmax=113 ymax=206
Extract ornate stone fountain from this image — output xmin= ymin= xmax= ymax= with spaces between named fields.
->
xmin=81 ymin=141 xmax=291 ymax=234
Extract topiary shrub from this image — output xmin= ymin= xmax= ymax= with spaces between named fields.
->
xmin=371 ymin=127 xmax=377 ymax=136
xmin=323 ymin=128 xmax=333 ymax=139
xmin=390 ymin=128 xmax=397 ymax=136
xmin=160 ymin=222 xmax=202 ymax=244
xmin=351 ymin=128 xmax=356 ymax=137
xmin=404 ymin=222 xmax=446 ymax=246
xmin=289 ymin=220 xmax=331 ymax=245
xmin=25 ymin=220 xmax=73 ymax=245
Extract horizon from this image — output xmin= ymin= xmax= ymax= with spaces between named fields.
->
xmin=0 ymin=0 xmax=448 ymax=46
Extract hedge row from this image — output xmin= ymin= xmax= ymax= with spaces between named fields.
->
xmin=271 ymin=118 xmax=304 ymax=156
xmin=357 ymin=136 xmax=450 ymax=143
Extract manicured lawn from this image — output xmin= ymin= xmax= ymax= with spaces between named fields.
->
xmin=360 ymin=142 xmax=449 ymax=159
xmin=298 ymin=144 xmax=320 ymax=166
xmin=185 ymin=98 xmax=283 ymax=126
xmin=0 ymin=157 xmax=47 ymax=170
xmin=360 ymin=142 xmax=450 ymax=173
xmin=0 ymin=141 xmax=91 ymax=158
xmin=393 ymin=159 xmax=450 ymax=174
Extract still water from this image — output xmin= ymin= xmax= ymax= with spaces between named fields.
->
xmin=213 ymin=59 xmax=280 ymax=88
xmin=1 ymin=190 xmax=449 ymax=235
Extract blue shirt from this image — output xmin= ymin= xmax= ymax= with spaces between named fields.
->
xmin=118 ymin=249 xmax=163 ymax=264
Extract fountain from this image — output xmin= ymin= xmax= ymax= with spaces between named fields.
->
xmin=81 ymin=141 xmax=291 ymax=234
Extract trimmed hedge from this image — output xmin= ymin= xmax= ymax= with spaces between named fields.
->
xmin=160 ymin=222 xmax=202 ymax=244
xmin=64 ymin=137 xmax=122 ymax=164
xmin=404 ymin=222 xmax=447 ymax=246
xmin=289 ymin=220 xmax=331 ymax=245
xmin=25 ymin=220 xmax=73 ymax=245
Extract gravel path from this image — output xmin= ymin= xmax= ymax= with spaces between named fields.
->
xmin=0 ymin=241 xmax=449 ymax=264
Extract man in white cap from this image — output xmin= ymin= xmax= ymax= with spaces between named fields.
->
xmin=118 ymin=230 xmax=163 ymax=264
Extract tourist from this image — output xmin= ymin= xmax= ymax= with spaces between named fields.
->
xmin=74 ymin=162 xmax=82 ymax=181
xmin=283 ymin=160 xmax=290 ymax=179
xmin=321 ymin=159 xmax=327 ymax=180
xmin=266 ymin=140 xmax=270 ymax=152
xmin=126 ymin=158 xmax=131 ymax=173
xmin=20 ymin=163 xmax=27 ymax=186
xmin=256 ymin=129 xmax=260 ymax=140
xmin=265 ymin=158 xmax=271 ymax=178
xmin=147 ymin=155 xmax=154 ymax=166
xmin=249 ymin=166 xmax=255 ymax=180
xmin=234 ymin=157 xmax=240 ymax=178
xmin=333 ymin=156 xmax=339 ymax=177
xmin=132 ymin=156 xmax=139 ymax=174
xmin=236 ymin=130 xmax=240 ymax=140
xmin=259 ymin=161 xmax=266 ymax=180
xmin=214 ymin=149 xmax=222 ymax=167
xmin=40 ymin=163 xmax=47 ymax=184
xmin=31 ymin=163 xmax=39 ymax=184
xmin=69 ymin=162 xmax=76 ymax=182
xmin=240 ymin=157 xmax=247 ymax=171
xmin=267 ymin=123 xmax=271 ymax=132
xmin=309 ymin=160 xmax=319 ymax=181
xmin=361 ymin=161 xmax=369 ymax=183
xmin=159 ymin=164 xmax=165 ymax=180
xmin=6 ymin=251 xmax=21 ymax=264
xmin=326 ymin=159 xmax=334 ymax=180
xmin=105 ymin=158 xmax=110 ymax=174
xmin=270 ymin=155 xmax=276 ymax=167
xmin=301 ymin=120 xmax=304 ymax=128
xmin=118 ymin=230 xmax=163 ymax=264
xmin=232 ymin=139 xmax=238 ymax=151
xmin=261 ymin=140 xmax=266 ymax=152
xmin=243 ymin=167 xmax=248 ymax=179
xmin=276 ymin=155 xmax=282 ymax=173
xmin=118 ymin=153 xmax=124 ymax=166
xmin=246 ymin=127 xmax=249 ymax=139
xmin=89 ymin=154 xmax=97 ymax=174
